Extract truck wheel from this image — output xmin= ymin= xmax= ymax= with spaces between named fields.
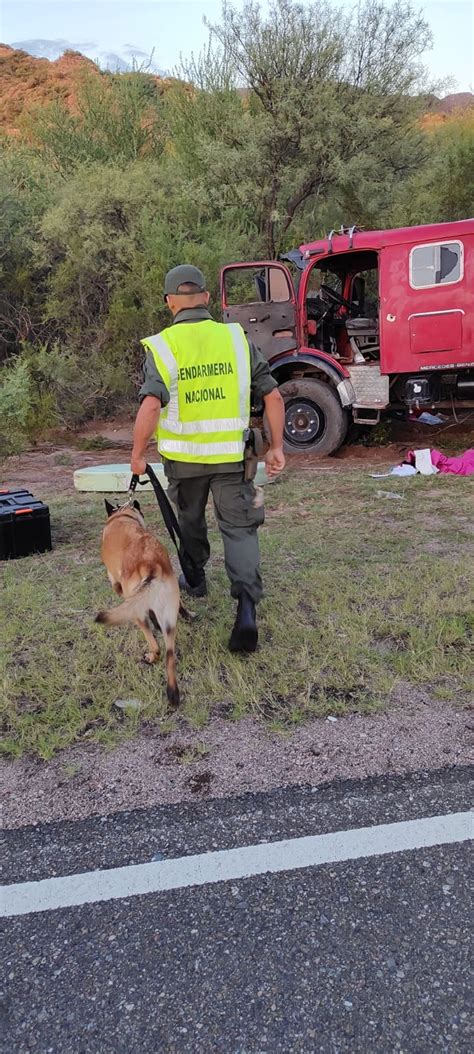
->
xmin=272 ymin=378 xmax=349 ymax=455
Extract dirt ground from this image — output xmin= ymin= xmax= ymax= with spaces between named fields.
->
xmin=3 ymin=413 xmax=473 ymax=497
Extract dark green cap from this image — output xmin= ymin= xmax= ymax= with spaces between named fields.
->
xmin=164 ymin=265 xmax=207 ymax=296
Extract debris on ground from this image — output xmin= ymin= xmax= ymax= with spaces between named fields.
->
xmin=412 ymin=448 xmax=439 ymax=475
xmin=428 ymin=447 xmax=474 ymax=476
xmin=113 ymin=699 xmax=142 ymax=711
xmin=411 ymin=412 xmax=448 ymax=426
xmin=372 ymin=466 xmax=416 ymax=478
xmin=371 ymin=446 xmax=474 ymax=479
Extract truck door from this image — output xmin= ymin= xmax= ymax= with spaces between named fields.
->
xmin=379 ymin=237 xmax=469 ymax=374
xmin=220 ymin=262 xmax=298 ymax=361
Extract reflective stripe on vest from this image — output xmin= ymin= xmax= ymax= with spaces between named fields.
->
xmin=141 ymin=321 xmax=251 ymax=464
xmin=157 ymin=439 xmax=245 ymax=457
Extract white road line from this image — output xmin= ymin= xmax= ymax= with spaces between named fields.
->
xmin=2 ymin=811 xmax=472 ymax=918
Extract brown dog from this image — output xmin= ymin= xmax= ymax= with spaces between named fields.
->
xmin=95 ymin=499 xmax=181 ymax=707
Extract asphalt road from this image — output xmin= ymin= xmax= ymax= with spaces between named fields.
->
xmin=2 ymin=767 xmax=472 ymax=1053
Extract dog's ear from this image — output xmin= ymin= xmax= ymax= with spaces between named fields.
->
xmin=104 ymin=499 xmax=116 ymax=517
xmin=133 ymin=500 xmax=142 ymax=513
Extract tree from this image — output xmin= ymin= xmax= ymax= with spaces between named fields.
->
xmin=174 ymin=0 xmax=436 ymax=255
xmin=0 ymin=142 xmax=57 ymax=360
xmin=23 ymin=69 xmax=167 ymax=175
xmin=385 ymin=109 xmax=474 ymax=227
xmin=427 ymin=111 xmax=474 ymax=221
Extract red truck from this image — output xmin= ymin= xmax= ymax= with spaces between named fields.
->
xmin=221 ymin=218 xmax=474 ymax=453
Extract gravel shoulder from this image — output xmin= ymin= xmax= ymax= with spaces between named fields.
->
xmin=2 ymin=685 xmax=472 ymax=829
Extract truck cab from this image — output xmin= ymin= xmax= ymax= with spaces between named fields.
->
xmin=221 ymin=218 xmax=474 ymax=454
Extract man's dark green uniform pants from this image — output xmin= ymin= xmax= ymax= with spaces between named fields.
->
xmin=166 ymin=470 xmax=264 ymax=603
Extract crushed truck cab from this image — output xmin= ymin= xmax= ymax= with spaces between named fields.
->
xmin=220 ymin=218 xmax=474 ymax=454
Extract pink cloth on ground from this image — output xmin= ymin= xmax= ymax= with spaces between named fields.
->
xmin=430 ymin=448 xmax=474 ymax=476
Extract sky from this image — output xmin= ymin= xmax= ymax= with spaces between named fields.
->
xmin=1 ymin=0 xmax=473 ymax=92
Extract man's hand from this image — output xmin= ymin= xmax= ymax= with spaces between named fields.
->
xmin=130 ymin=455 xmax=147 ymax=476
xmin=262 ymin=389 xmax=285 ymax=476
xmin=265 ymin=446 xmax=285 ymax=477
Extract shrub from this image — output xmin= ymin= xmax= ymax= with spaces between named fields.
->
xmin=0 ymin=356 xmax=34 ymax=455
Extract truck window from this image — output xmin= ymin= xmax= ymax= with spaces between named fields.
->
xmin=224 ymin=265 xmax=292 ymax=306
xmin=224 ymin=268 xmax=266 ymax=305
xmin=409 ymin=241 xmax=463 ymax=289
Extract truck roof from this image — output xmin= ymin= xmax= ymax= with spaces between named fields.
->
xmin=299 ymin=218 xmax=474 ymax=258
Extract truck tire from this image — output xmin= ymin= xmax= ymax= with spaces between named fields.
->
xmin=270 ymin=378 xmax=349 ymax=455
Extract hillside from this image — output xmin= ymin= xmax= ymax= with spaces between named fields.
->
xmin=0 ymin=45 xmax=100 ymax=136
xmin=0 ymin=45 xmax=174 ymax=137
xmin=437 ymin=92 xmax=474 ymax=114
xmin=421 ymin=91 xmax=474 ymax=129
xmin=1 ymin=44 xmax=473 ymax=139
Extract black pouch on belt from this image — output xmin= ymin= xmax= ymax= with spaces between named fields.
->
xmin=244 ymin=427 xmax=264 ymax=482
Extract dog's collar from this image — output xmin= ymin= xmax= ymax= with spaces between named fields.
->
xmin=109 ymin=508 xmax=140 ymax=523
xmin=117 ymin=494 xmax=135 ymax=512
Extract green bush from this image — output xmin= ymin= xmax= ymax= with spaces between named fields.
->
xmin=24 ymin=342 xmax=134 ymax=425
xmin=0 ymin=357 xmax=34 ymax=455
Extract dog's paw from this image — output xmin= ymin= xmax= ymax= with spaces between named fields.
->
xmin=142 ymin=650 xmax=159 ymax=665
xmin=167 ymin=684 xmax=180 ymax=709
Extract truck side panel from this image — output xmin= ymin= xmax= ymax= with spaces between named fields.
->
xmin=379 ymin=233 xmax=474 ymax=375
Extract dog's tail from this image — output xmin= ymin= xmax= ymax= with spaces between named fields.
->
xmin=95 ymin=575 xmax=155 ymax=626
xmin=95 ymin=576 xmax=180 ymax=708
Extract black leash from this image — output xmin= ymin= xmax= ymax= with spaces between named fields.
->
xmin=129 ymin=464 xmax=202 ymax=588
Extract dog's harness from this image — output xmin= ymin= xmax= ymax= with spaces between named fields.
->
xmin=128 ymin=464 xmax=202 ymax=588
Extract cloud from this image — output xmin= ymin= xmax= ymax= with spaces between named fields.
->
xmin=12 ymin=38 xmax=164 ymax=73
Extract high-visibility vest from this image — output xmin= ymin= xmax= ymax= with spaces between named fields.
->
xmin=141 ymin=320 xmax=251 ymax=464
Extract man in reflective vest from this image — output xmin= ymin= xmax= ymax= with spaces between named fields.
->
xmin=131 ymin=265 xmax=285 ymax=652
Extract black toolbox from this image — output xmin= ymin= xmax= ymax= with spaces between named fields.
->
xmin=0 ymin=489 xmax=52 ymax=560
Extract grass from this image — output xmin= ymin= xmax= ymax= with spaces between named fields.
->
xmin=74 ymin=436 xmax=118 ymax=452
xmin=1 ymin=468 xmax=473 ymax=760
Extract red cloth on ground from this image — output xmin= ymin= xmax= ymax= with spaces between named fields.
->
xmin=430 ymin=448 xmax=474 ymax=476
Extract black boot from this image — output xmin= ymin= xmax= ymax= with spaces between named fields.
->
xmin=178 ymin=572 xmax=207 ymax=598
xmin=228 ymin=591 xmax=258 ymax=653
